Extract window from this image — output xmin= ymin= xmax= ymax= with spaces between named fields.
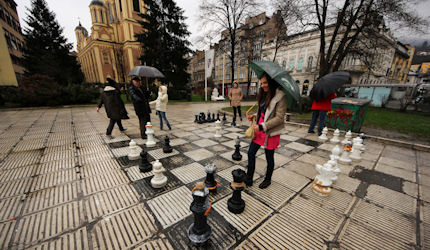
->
xmin=93 ymin=9 xmax=98 ymax=22
xmin=0 ymin=5 xmax=4 ymax=20
xmin=103 ymin=51 xmax=110 ymax=64
xmin=100 ymin=10 xmax=104 ymax=23
xmin=133 ymin=0 xmax=140 ymax=12
xmin=251 ymin=71 xmax=257 ymax=78
xmin=289 ymin=59 xmax=295 ymax=70
xmin=297 ymin=57 xmax=304 ymax=70
xmin=240 ymin=70 xmax=245 ymax=79
xmin=307 ymin=56 xmax=313 ymax=69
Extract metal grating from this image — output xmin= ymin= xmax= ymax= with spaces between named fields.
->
xmin=29 ymin=227 xmax=89 ymax=250
xmin=82 ymin=170 xmax=130 ymax=196
xmin=170 ymin=162 xmax=206 ymax=184
xmin=90 ymin=203 xmax=158 ymax=249
xmin=147 ymin=186 xmax=193 ymax=228
xmin=85 ymin=184 xmax=140 ymax=222
xmin=365 ymin=184 xmax=416 ymax=216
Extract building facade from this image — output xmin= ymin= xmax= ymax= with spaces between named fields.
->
xmin=75 ymin=0 xmax=145 ymax=83
xmin=388 ymin=42 xmax=415 ymax=83
xmin=0 ymin=0 xmax=24 ymax=86
xmin=187 ymin=50 xmax=206 ymax=95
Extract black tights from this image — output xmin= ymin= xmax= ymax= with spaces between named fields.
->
xmin=246 ymin=141 xmax=275 ymax=182
xmin=233 ymin=106 xmax=242 ymax=120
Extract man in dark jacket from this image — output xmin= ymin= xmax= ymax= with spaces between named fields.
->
xmin=97 ymin=78 xmax=129 ymax=135
xmin=129 ymin=77 xmax=151 ymax=139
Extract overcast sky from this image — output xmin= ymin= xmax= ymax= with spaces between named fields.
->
xmin=14 ymin=0 xmax=430 ymax=51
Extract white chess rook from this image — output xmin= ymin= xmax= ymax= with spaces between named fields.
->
xmin=330 ymin=129 xmax=340 ymax=144
xmin=128 ymin=140 xmax=141 ymax=160
xmin=145 ymin=122 xmax=156 ymax=147
xmin=151 ymin=160 xmax=168 ymax=188
xmin=318 ymin=127 xmax=328 ymax=141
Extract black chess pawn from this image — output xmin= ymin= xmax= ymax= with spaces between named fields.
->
xmin=204 ymin=164 xmax=218 ymax=193
xmin=163 ymin=136 xmax=173 ymax=153
xmin=207 ymin=111 xmax=211 ymax=122
xmin=216 ymin=113 xmax=220 ymax=121
xmin=188 ymin=182 xmax=212 ymax=246
xmin=232 ymin=137 xmax=242 ymax=161
xmin=194 ymin=115 xmax=198 ymax=123
xmin=222 ymin=112 xmax=227 ymax=121
xmin=227 ymin=169 xmax=246 ymax=214
xmin=198 ymin=113 xmax=205 ymax=124
xmin=211 ymin=113 xmax=215 ymax=122
xmin=139 ymin=150 xmax=152 ymax=172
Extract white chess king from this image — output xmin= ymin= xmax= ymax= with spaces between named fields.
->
xmin=145 ymin=122 xmax=156 ymax=147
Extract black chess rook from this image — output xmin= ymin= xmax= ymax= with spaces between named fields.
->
xmin=163 ymin=136 xmax=173 ymax=153
xmin=227 ymin=169 xmax=246 ymax=214
xmin=188 ymin=182 xmax=212 ymax=246
xmin=139 ymin=150 xmax=152 ymax=172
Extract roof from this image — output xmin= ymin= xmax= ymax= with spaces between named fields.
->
xmin=89 ymin=0 xmax=105 ymax=7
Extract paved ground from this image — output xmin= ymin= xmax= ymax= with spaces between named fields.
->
xmin=0 ymin=102 xmax=429 ymax=249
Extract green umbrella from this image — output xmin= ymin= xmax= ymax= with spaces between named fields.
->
xmin=249 ymin=60 xmax=301 ymax=103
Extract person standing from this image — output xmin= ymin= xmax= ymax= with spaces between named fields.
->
xmin=245 ymin=74 xmax=287 ymax=189
xmin=228 ymin=82 xmax=244 ymax=121
xmin=307 ymin=92 xmax=337 ymax=136
xmin=149 ymin=85 xmax=171 ymax=130
xmin=97 ymin=78 xmax=129 ymax=135
xmin=128 ymin=77 xmax=151 ymax=139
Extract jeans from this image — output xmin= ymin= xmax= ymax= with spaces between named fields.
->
xmin=106 ymin=119 xmax=124 ymax=135
xmin=233 ymin=106 xmax=242 ymax=120
xmin=246 ymin=141 xmax=275 ymax=182
xmin=157 ymin=111 xmax=171 ymax=130
xmin=308 ymin=110 xmax=327 ymax=135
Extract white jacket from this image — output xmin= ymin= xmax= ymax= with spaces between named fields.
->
xmin=149 ymin=85 xmax=168 ymax=112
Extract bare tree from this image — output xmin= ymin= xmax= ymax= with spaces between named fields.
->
xmin=113 ymin=45 xmax=129 ymax=100
xmin=199 ymin=0 xmax=260 ymax=84
xmin=275 ymin=0 xmax=428 ymax=78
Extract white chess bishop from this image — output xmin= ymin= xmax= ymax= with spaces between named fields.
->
xmin=330 ymin=129 xmax=340 ymax=143
xmin=350 ymin=137 xmax=363 ymax=161
xmin=145 ymin=122 xmax=156 ymax=147
xmin=151 ymin=160 xmax=167 ymax=188
xmin=128 ymin=140 xmax=141 ymax=160
xmin=318 ymin=127 xmax=328 ymax=141
xmin=214 ymin=120 xmax=222 ymax=138
xmin=341 ymin=130 xmax=352 ymax=145
xmin=339 ymin=144 xmax=352 ymax=164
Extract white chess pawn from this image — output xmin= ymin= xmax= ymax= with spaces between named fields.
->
xmin=145 ymin=122 xmax=156 ymax=147
xmin=330 ymin=129 xmax=340 ymax=144
xmin=318 ymin=127 xmax=328 ymax=141
xmin=214 ymin=120 xmax=222 ymax=138
xmin=151 ymin=160 xmax=167 ymax=188
xmin=350 ymin=137 xmax=363 ymax=161
xmin=128 ymin=140 xmax=141 ymax=160
xmin=339 ymin=144 xmax=352 ymax=164
xmin=341 ymin=130 xmax=352 ymax=145
xmin=331 ymin=145 xmax=341 ymax=161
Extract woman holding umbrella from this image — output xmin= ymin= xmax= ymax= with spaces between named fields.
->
xmin=245 ymin=73 xmax=288 ymax=189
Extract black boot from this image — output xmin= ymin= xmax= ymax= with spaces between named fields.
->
xmin=259 ymin=179 xmax=271 ymax=189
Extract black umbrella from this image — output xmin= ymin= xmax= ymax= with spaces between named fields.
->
xmin=310 ymin=71 xmax=351 ymax=100
xmin=128 ymin=66 xmax=165 ymax=78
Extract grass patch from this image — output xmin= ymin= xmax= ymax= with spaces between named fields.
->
xmin=222 ymin=105 xmax=258 ymax=114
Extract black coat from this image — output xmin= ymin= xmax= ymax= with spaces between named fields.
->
xmin=98 ymin=86 xmax=129 ymax=120
xmin=128 ymin=84 xmax=151 ymax=117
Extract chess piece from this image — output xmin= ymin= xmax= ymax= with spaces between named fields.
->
xmin=330 ymin=129 xmax=340 ymax=144
xmin=359 ymin=133 xmax=367 ymax=151
xmin=151 ymin=160 xmax=167 ymax=188
xmin=214 ymin=120 xmax=222 ymax=138
xmin=188 ymin=182 xmax=212 ymax=246
xmin=319 ymin=127 xmax=328 ymax=141
xmin=341 ymin=130 xmax=352 ymax=145
xmin=145 ymin=122 xmax=156 ymax=147
xmin=222 ymin=112 xmax=227 ymax=121
xmin=211 ymin=113 xmax=215 ymax=123
xmin=163 ymin=136 xmax=173 ymax=153
xmin=312 ymin=163 xmax=338 ymax=196
xmin=339 ymin=143 xmax=352 ymax=164
xmin=331 ymin=145 xmax=341 ymax=161
xmin=350 ymin=137 xmax=363 ymax=161
xmin=327 ymin=155 xmax=341 ymax=181
xmin=204 ymin=164 xmax=218 ymax=193
xmin=194 ymin=115 xmax=199 ymax=123
xmin=139 ymin=150 xmax=152 ymax=172
xmin=207 ymin=111 xmax=211 ymax=122
xmin=232 ymin=137 xmax=242 ymax=161
xmin=216 ymin=113 xmax=220 ymax=121
xmin=128 ymin=140 xmax=141 ymax=160
xmin=197 ymin=113 xmax=205 ymax=124
xmin=227 ymin=169 xmax=246 ymax=214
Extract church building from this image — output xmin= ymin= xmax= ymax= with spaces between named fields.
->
xmin=75 ymin=0 xmax=144 ymax=83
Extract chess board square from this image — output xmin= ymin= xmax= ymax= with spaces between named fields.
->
xmin=184 ymin=134 xmax=202 ymax=141
xmin=206 ymin=144 xmax=229 ymax=153
xmin=124 ymin=165 xmax=154 ymax=181
xmin=218 ymin=165 xmax=261 ymax=183
xmin=225 ymin=127 xmax=244 ymax=132
xmin=117 ymin=154 xmax=155 ymax=167
xmin=172 ymin=131 xmax=194 ymax=138
xmin=220 ymin=151 xmax=248 ymax=165
xmin=184 ymin=148 xmax=214 ymax=161
xmin=309 ymin=148 xmax=331 ymax=160
xmin=213 ymin=136 xmax=233 ymax=143
xmin=224 ymin=132 xmax=245 ymax=139
xmin=159 ymin=154 xmax=194 ymax=170
xmin=164 ymin=209 xmax=242 ymax=249
xmin=170 ymin=162 xmax=206 ymax=184
xmin=169 ymin=138 xmax=187 ymax=146
xmin=111 ymin=147 xmax=130 ymax=158
xmin=133 ymin=171 xmax=183 ymax=199
xmin=103 ymin=135 xmax=130 ymax=143
xmin=186 ymin=177 xmax=232 ymax=203
xmin=199 ymin=156 xmax=235 ymax=172
xmin=272 ymin=168 xmax=311 ymax=192
xmin=246 ymin=180 xmax=295 ymax=209
xmin=257 ymin=153 xmax=292 ymax=167
xmin=276 ymin=146 xmax=303 ymax=159
xmin=280 ymin=134 xmax=299 ymax=141
xmin=296 ymin=138 xmax=322 ymax=148
xmin=192 ymin=139 xmax=218 ymax=147
xmin=174 ymin=143 xmax=200 ymax=153
xmin=108 ymin=140 xmax=130 ymax=149
xmin=318 ymin=143 xmax=335 ymax=151
xmin=222 ymin=139 xmax=249 ymax=149
xmin=198 ymin=132 xmax=215 ymax=139
xmin=148 ymin=148 xmax=179 ymax=160
xmin=285 ymin=141 xmax=314 ymax=153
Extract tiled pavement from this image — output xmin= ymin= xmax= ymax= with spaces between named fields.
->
xmin=0 ymin=102 xmax=429 ymax=249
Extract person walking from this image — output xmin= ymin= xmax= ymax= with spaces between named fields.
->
xmin=228 ymin=82 xmax=244 ymax=121
xmin=307 ymin=92 xmax=337 ymax=136
xmin=149 ymin=85 xmax=171 ymax=130
xmin=128 ymin=77 xmax=151 ymax=139
xmin=97 ymin=78 xmax=129 ymax=135
xmin=245 ymin=73 xmax=287 ymax=189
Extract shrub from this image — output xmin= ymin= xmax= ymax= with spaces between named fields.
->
xmin=18 ymin=74 xmax=63 ymax=106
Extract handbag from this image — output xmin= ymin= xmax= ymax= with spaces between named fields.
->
xmin=244 ymin=103 xmax=258 ymax=139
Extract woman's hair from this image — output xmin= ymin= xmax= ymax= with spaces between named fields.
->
xmin=257 ymin=73 xmax=278 ymax=106
xmin=233 ymin=82 xmax=238 ymax=88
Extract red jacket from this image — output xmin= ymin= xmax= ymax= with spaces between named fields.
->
xmin=311 ymin=93 xmax=337 ymax=111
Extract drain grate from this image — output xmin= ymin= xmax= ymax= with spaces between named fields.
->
xmin=132 ymin=171 xmax=183 ymax=199
xmin=350 ymin=166 xmax=403 ymax=192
